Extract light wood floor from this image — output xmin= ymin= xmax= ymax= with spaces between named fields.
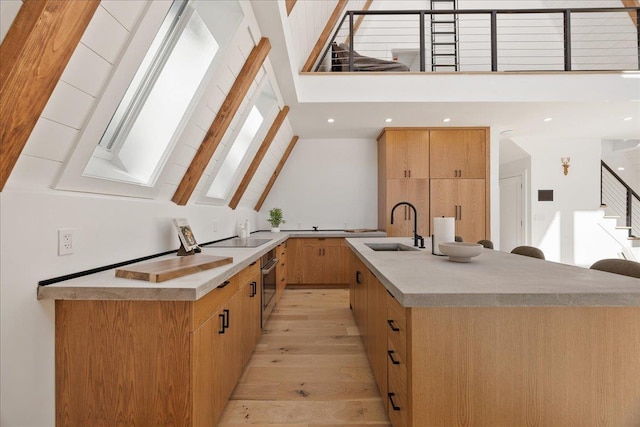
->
xmin=217 ymin=288 xmax=391 ymax=426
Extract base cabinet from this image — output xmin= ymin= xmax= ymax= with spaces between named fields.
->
xmin=288 ymin=238 xmax=350 ymax=285
xmin=55 ymin=263 xmax=262 ymax=427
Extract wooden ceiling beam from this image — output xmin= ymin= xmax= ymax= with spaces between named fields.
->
xmin=229 ymin=105 xmax=290 ymax=210
xmin=344 ymin=0 xmax=374 ymax=44
xmin=286 ymin=0 xmax=297 ymax=16
xmin=254 ymin=135 xmax=299 ymax=212
xmin=172 ymin=37 xmax=271 ymax=205
xmin=301 ymin=0 xmax=348 ymax=72
xmin=0 ymin=0 xmax=100 ymax=191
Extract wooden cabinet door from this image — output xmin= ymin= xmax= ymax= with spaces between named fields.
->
xmin=430 ymin=179 xmax=457 ymax=232
xmin=301 ymin=246 xmax=324 ymax=283
xmin=352 ymin=256 xmax=368 ymax=348
xmin=430 ymin=129 xmax=486 ymax=179
xmin=386 ymin=179 xmax=411 ymax=237
xmin=457 ymin=179 xmax=486 ymax=243
xmin=286 ymin=238 xmax=303 ymax=284
xmin=405 ymin=130 xmax=429 ymax=179
xmin=407 ymin=179 xmax=430 ymax=237
xmin=384 ymin=130 xmax=429 ymax=179
xmin=385 ymin=131 xmax=409 ymax=179
xmin=193 ymin=307 xmax=226 ymax=426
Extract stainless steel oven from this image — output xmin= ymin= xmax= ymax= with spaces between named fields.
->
xmin=261 ymin=248 xmax=278 ymax=327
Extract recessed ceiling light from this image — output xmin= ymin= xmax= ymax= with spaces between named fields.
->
xmin=327 ymin=118 xmax=334 ymax=123
xmin=385 ymin=118 xmax=393 ymax=123
xmin=544 ymin=118 xmax=552 ymax=122
xmin=624 ymin=117 xmax=633 ymax=121
xmin=443 ymin=118 xmax=451 ymax=123
xmin=618 ymin=167 xmax=625 ymax=171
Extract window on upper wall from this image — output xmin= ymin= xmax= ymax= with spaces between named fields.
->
xmin=55 ymin=0 xmax=244 ymax=197
xmin=203 ymin=81 xmax=278 ymax=203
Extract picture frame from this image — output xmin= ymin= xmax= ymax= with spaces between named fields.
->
xmin=172 ymin=218 xmax=199 ymax=253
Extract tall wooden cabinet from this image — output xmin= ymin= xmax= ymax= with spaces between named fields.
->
xmin=378 ymin=127 xmax=490 ymax=242
xmin=378 ymin=129 xmax=431 ymax=237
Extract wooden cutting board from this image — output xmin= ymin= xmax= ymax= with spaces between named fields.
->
xmin=116 ymin=254 xmax=233 ymax=283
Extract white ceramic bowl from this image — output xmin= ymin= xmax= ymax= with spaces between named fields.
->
xmin=438 ymin=242 xmax=483 ymax=263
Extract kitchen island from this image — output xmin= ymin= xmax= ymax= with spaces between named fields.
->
xmin=347 ymin=237 xmax=640 ymax=427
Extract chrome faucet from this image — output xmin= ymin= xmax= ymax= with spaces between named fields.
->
xmin=390 ymin=201 xmax=425 ymax=248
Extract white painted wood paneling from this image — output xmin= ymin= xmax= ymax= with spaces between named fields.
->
xmin=41 ymin=81 xmax=95 ymax=130
xmin=80 ymin=5 xmax=130 ymax=63
xmin=5 ymin=155 xmax=62 ymax=191
xmin=101 ymin=0 xmax=148 ymax=31
xmin=0 ymin=0 xmax=22 ymax=43
xmin=22 ymin=118 xmax=78 ymax=163
xmin=60 ymin=43 xmax=112 ymax=97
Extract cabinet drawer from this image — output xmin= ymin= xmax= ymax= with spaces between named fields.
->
xmin=387 ymin=365 xmax=409 ymax=427
xmin=302 ymin=238 xmax=344 ymax=247
xmin=192 ymin=277 xmax=239 ymax=331
xmin=387 ymin=335 xmax=407 ymax=375
xmin=238 ymin=261 xmax=260 ymax=286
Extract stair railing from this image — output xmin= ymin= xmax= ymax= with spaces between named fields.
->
xmin=601 ymin=160 xmax=640 ymax=238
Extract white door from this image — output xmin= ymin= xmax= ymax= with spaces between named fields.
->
xmin=500 ymin=175 xmax=524 ymax=252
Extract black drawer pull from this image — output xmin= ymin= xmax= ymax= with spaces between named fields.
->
xmin=387 ymin=319 xmax=400 ymax=332
xmin=223 ymin=309 xmax=230 ymax=328
xmin=387 ymin=350 xmax=400 ymax=365
xmin=281 ymin=277 xmax=285 ymax=282
xmin=219 ymin=280 xmax=230 ymax=289
xmin=250 ymin=281 xmax=256 ymax=297
xmin=388 ymin=392 xmax=401 ymax=411
xmin=249 ymin=261 xmax=257 ymax=266
xmin=218 ymin=314 xmax=226 ymax=334
xmin=356 ymin=270 xmax=362 ymax=284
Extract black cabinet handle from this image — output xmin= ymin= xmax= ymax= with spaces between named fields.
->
xmin=356 ymin=270 xmax=362 ymax=284
xmin=387 ymin=319 xmax=400 ymax=332
xmin=219 ymin=280 xmax=230 ymax=289
xmin=387 ymin=350 xmax=400 ymax=365
xmin=388 ymin=392 xmax=401 ymax=411
xmin=250 ymin=281 xmax=256 ymax=297
xmin=218 ymin=314 xmax=226 ymax=334
xmin=249 ymin=261 xmax=257 ymax=266
xmin=281 ymin=277 xmax=285 ymax=282
xmin=223 ymin=309 xmax=230 ymax=328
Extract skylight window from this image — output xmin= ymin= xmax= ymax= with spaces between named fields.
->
xmin=207 ymin=106 xmax=264 ymax=199
xmin=203 ymin=81 xmax=278 ymax=203
xmin=83 ymin=1 xmax=217 ymax=186
xmin=56 ymin=0 xmax=245 ymax=198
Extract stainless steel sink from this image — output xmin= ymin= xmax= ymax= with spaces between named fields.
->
xmin=365 ymin=243 xmax=419 ymax=252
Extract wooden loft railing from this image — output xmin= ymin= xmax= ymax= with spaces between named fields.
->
xmin=316 ymin=6 xmax=640 ymax=73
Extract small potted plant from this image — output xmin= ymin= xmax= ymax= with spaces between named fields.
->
xmin=267 ymin=207 xmax=285 ymax=232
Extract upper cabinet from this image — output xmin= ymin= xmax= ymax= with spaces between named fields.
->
xmin=429 ymin=129 xmax=487 ymax=179
xmin=382 ymin=130 xmax=430 ymax=179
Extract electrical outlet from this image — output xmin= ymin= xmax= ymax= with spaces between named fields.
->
xmin=58 ymin=229 xmax=74 ymax=256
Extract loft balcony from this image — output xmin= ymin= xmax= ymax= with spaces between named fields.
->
xmin=314 ymin=6 xmax=640 ymax=73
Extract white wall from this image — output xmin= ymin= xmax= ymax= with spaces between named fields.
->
xmin=602 ymin=141 xmax=640 ymax=193
xmin=0 ymin=2 xmax=287 ymax=425
xmin=513 ymin=136 xmax=602 ymax=264
xmin=258 ymin=138 xmax=378 ymax=230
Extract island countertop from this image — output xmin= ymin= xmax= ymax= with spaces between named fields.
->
xmin=346 ymin=237 xmax=640 ymax=307
xmin=37 ymin=230 xmax=385 ymax=301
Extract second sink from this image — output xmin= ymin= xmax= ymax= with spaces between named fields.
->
xmin=365 ymin=243 xmax=420 ymax=252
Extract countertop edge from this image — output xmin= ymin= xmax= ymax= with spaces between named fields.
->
xmin=38 ymin=231 xmax=385 ymax=301
xmin=346 ymin=237 xmax=640 ymax=308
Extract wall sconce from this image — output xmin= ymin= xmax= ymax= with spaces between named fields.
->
xmin=561 ymin=157 xmax=570 ymax=175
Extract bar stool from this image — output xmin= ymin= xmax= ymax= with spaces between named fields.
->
xmin=590 ymin=259 xmax=640 ymax=279
xmin=511 ymin=246 xmax=545 ymax=260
